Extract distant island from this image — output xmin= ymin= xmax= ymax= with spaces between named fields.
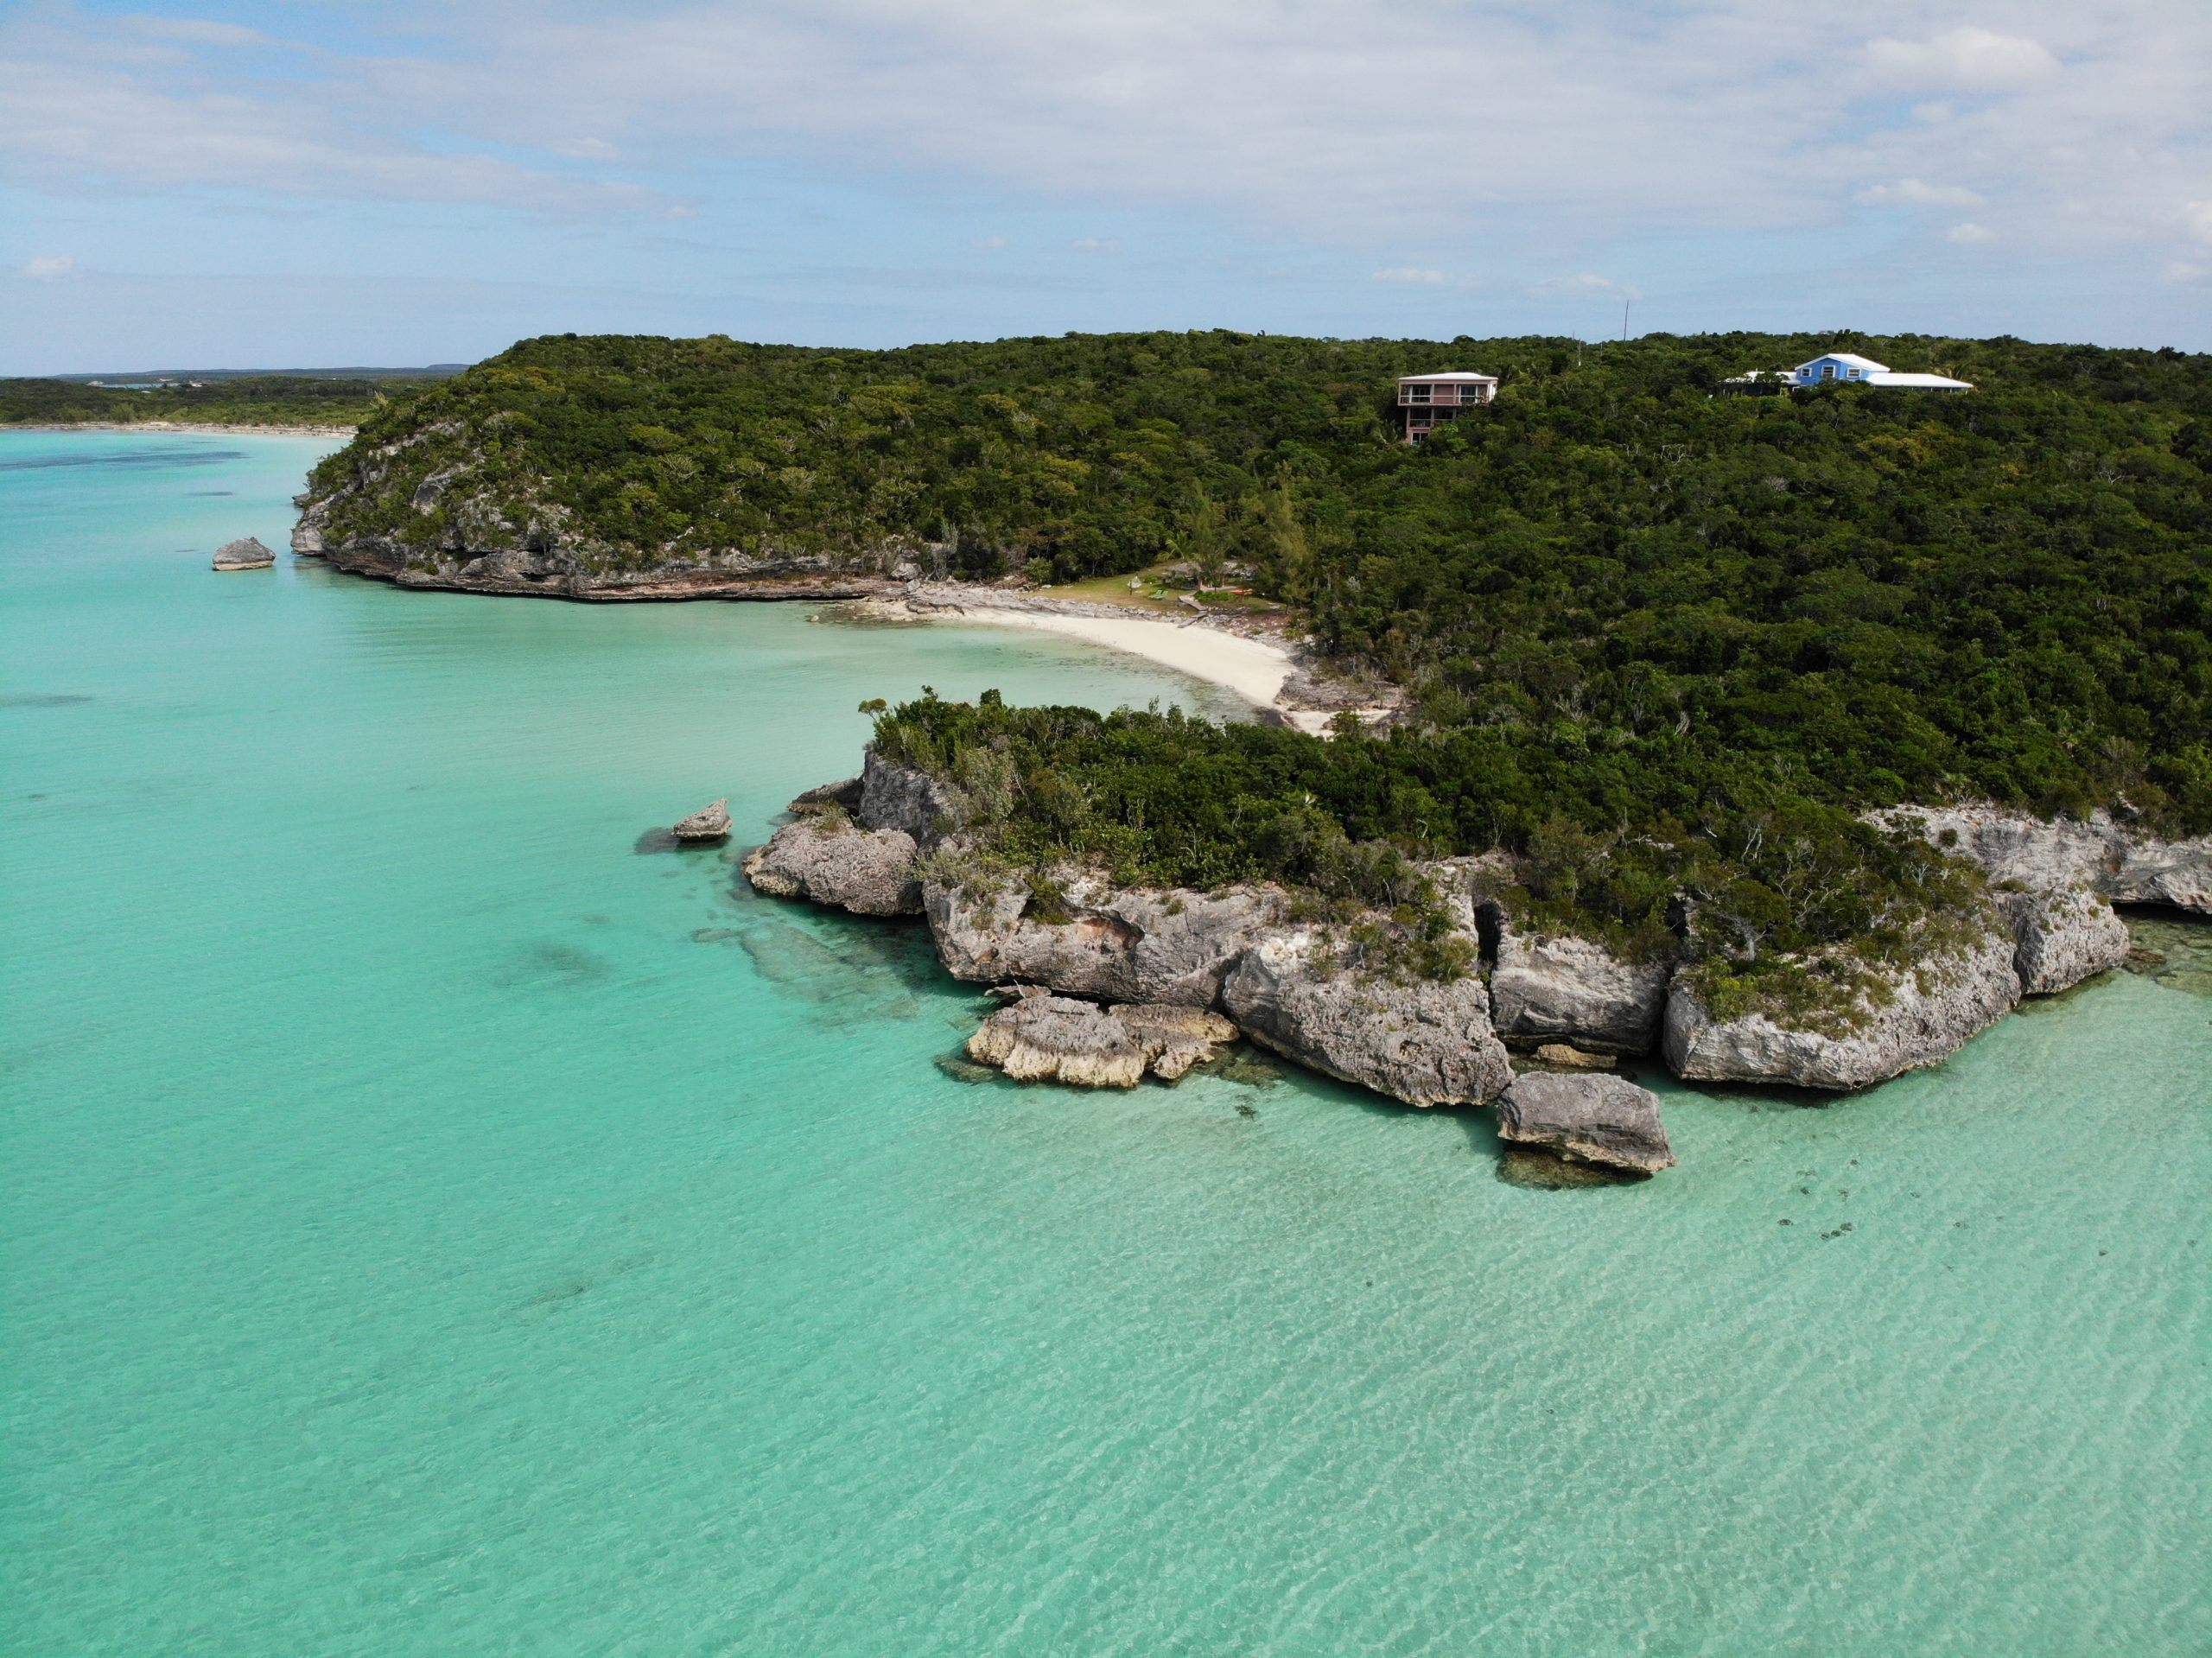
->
xmin=235 ymin=328 xmax=2212 ymax=1153
xmin=0 ymin=371 xmax=458 ymax=434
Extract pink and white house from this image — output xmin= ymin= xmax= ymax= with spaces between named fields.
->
xmin=1397 ymin=371 xmax=1498 ymax=441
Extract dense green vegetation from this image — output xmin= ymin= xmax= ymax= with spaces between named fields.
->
xmin=0 ymin=375 xmax=436 ymax=428
xmin=310 ymin=327 xmax=2211 ymax=1008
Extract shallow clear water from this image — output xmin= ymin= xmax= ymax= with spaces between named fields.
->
xmin=3 ymin=431 xmax=2207 ymax=1657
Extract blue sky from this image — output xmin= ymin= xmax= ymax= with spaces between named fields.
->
xmin=3 ymin=1 xmax=2208 ymax=372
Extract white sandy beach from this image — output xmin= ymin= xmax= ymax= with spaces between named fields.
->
xmin=925 ymin=604 xmax=1298 ymax=711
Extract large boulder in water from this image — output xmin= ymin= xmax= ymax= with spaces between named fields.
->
xmin=1496 ymin=1072 xmax=1675 ymax=1175
xmin=1662 ymin=934 xmax=2019 ymax=1090
xmin=672 ymin=798 xmax=732 ymax=842
xmin=742 ymin=816 xmax=921 ymax=916
xmin=212 ymin=536 xmax=276 ymax=570
xmin=1221 ymin=930 xmax=1512 ymax=1107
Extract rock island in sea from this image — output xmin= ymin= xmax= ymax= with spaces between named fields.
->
xmin=278 ymin=328 xmax=2212 ymax=1172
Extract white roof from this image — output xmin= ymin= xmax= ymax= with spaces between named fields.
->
xmin=1398 ymin=370 xmax=1499 ymax=383
xmin=1865 ymin=371 xmax=1974 ymax=389
xmin=1796 ymin=353 xmax=1890 ymax=373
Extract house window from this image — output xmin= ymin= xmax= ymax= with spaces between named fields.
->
xmin=1405 ymin=384 xmax=1432 ymax=403
xmin=1821 ymin=365 xmax=1837 ymax=380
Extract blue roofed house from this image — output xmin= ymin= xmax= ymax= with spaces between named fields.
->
xmin=1789 ymin=353 xmax=1972 ymax=391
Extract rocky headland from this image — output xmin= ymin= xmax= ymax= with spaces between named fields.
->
xmin=737 ymin=753 xmax=2212 ymax=1174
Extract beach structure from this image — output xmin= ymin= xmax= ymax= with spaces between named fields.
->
xmin=1396 ymin=371 xmax=1498 ymax=441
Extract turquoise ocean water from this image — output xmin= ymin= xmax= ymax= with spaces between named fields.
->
xmin=2 ymin=431 xmax=2205 ymax=1656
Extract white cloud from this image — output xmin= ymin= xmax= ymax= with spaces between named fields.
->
xmin=1069 ymin=237 xmax=1119 ymax=254
xmin=1533 ymin=273 xmax=1641 ymax=300
xmin=2 ymin=0 xmax=2207 ymax=277
xmin=1373 ymin=267 xmax=1451 ymax=286
xmin=1856 ymin=178 xmax=1984 ymax=207
xmin=2184 ymin=202 xmax=2212 ymax=245
xmin=2162 ymin=261 xmax=2208 ymax=284
xmin=19 ymin=254 xmax=73 ymax=280
xmin=1948 ymin=221 xmax=1994 ymax=244
xmin=1865 ymin=27 xmax=2062 ymax=90
xmin=971 ymin=235 xmax=1011 ymax=250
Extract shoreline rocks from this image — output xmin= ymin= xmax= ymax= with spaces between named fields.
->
xmin=212 ymin=536 xmax=276 ymax=570
xmin=1483 ymin=910 xmax=1672 ymax=1054
xmin=926 ymin=871 xmax=1281 ymax=1008
xmin=966 ymin=996 xmax=1238 ymax=1087
xmin=1878 ymin=804 xmax=2211 ymax=918
xmin=1496 ymin=1073 xmax=1675 ymax=1175
xmin=741 ymin=817 xmax=922 ymax=916
xmin=1995 ymin=886 xmax=2131 ymax=994
xmin=1662 ymin=933 xmax=2020 ymax=1090
xmin=1222 ymin=931 xmax=1512 ymax=1107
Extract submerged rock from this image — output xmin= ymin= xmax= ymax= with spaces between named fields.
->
xmin=1485 ymin=912 xmax=1673 ymax=1054
xmin=1221 ymin=931 xmax=1512 ymax=1107
xmin=1496 ymin=1071 xmax=1675 ymax=1175
xmin=742 ymin=816 xmax=922 ymax=916
xmin=672 ymin=798 xmax=732 ymax=842
xmin=926 ymin=873 xmax=1280 ymax=1007
xmin=964 ymin=995 xmax=1236 ymax=1087
xmin=212 ymin=536 xmax=276 ymax=570
xmin=1995 ymin=886 xmax=2131 ymax=994
xmin=1662 ymin=934 xmax=2020 ymax=1090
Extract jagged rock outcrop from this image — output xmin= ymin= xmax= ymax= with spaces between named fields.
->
xmin=212 ymin=536 xmax=276 ymax=570
xmin=672 ymin=798 xmax=732 ymax=841
xmin=926 ymin=873 xmax=1281 ymax=1007
xmin=1483 ymin=910 xmax=1673 ymax=1053
xmin=965 ymin=996 xmax=1238 ymax=1086
xmin=1878 ymin=804 xmax=2211 ymax=916
xmin=1993 ymin=886 xmax=2131 ymax=994
xmin=1662 ymin=933 xmax=2020 ymax=1090
xmin=1221 ymin=931 xmax=1512 ymax=1107
xmin=857 ymin=748 xmax=963 ymax=848
xmin=790 ymin=777 xmax=864 ymax=813
xmin=742 ymin=817 xmax=922 ymax=916
xmin=1496 ymin=1072 xmax=1675 ymax=1175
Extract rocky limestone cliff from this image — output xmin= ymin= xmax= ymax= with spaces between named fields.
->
xmin=1495 ymin=1072 xmax=1675 ymax=1175
xmin=1878 ymin=804 xmax=2212 ymax=916
xmin=1482 ymin=908 xmax=1674 ymax=1054
xmin=1662 ymin=933 xmax=2020 ymax=1090
xmin=925 ymin=871 xmax=1281 ymax=1007
xmin=1221 ymin=931 xmax=1512 ymax=1107
xmin=1994 ymin=886 xmax=2132 ymax=994
xmin=293 ymin=435 xmax=910 ymax=600
xmin=742 ymin=817 xmax=922 ymax=916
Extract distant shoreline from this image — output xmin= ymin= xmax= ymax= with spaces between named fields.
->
xmin=3 ymin=421 xmax=357 ymax=437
